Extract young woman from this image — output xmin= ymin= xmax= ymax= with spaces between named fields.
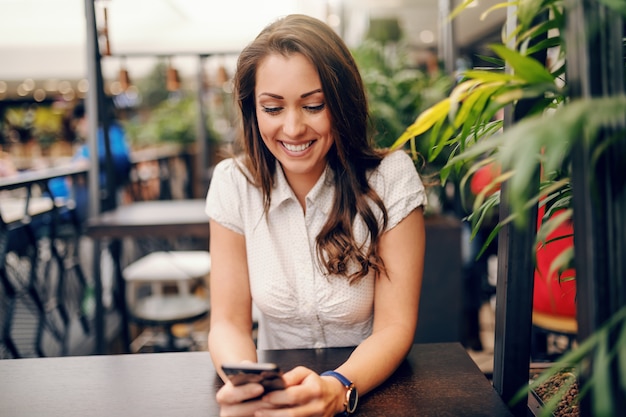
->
xmin=205 ymin=14 xmax=427 ymax=416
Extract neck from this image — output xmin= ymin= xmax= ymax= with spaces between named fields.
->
xmin=277 ymin=161 xmax=327 ymax=211
xmin=285 ymin=173 xmax=316 ymax=210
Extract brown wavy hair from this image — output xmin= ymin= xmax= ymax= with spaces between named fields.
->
xmin=233 ymin=14 xmax=389 ymax=283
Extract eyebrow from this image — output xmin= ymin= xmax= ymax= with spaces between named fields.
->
xmin=258 ymin=88 xmax=323 ymax=100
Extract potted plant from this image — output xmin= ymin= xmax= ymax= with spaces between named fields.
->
xmin=391 ymin=0 xmax=626 ymax=415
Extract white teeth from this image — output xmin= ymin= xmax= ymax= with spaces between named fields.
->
xmin=282 ymin=141 xmax=313 ymax=152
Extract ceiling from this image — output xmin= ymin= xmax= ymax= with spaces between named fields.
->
xmin=0 ymin=0 xmax=506 ymax=82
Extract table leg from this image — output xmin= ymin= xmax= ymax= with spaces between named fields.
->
xmin=93 ymin=239 xmax=104 ymax=354
xmin=109 ymin=239 xmax=130 ymax=352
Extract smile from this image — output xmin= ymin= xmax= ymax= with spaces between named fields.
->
xmin=281 ymin=141 xmax=313 ymax=152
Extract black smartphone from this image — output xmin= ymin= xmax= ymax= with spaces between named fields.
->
xmin=221 ymin=362 xmax=286 ymax=392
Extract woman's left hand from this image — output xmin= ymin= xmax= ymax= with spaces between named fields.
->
xmin=254 ymin=366 xmax=344 ymax=417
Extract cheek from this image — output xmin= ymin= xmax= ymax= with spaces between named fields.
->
xmin=256 ymin=113 xmax=276 ymax=137
xmin=257 ymin=119 xmax=281 ymax=152
xmin=316 ymin=117 xmax=334 ymax=140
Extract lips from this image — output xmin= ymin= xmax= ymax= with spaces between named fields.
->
xmin=281 ymin=140 xmax=314 ymax=152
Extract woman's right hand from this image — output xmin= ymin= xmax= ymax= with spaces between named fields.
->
xmin=216 ymin=381 xmax=277 ymax=417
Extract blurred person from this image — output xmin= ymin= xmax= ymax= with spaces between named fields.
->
xmin=205 ymin=14 xmax=427 ymax=416
xmin=48 ymin=99 xmax=131 ymax=222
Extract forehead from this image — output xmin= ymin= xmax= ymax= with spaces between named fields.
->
xmin=255 ymin=53 xmax=321 ymax=95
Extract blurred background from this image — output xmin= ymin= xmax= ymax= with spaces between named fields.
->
xmin=0 ymin=0 xmax=505 ymax=79
xmin=0 ymin=0 xmax=506 ymax=185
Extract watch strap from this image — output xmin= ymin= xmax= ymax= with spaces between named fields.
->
xmin=321 ymin=370 xmax=357 ymax=416
xmin=321 ymin=370 xmax=352 ymax=387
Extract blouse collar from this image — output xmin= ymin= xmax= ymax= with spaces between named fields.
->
xmin=269 ymin=161 xmax=334 ymax=217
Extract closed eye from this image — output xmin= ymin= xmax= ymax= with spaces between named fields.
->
xmin=304 ymin=103 xmax=325 ymax=113
xmin=261 ymin=103 xmax=325 ymax=115
xmin=262 ymin=106 xmax=282 ymax=115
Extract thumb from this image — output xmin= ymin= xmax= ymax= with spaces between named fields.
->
xmin=282 ymin=366 xmax=314 ymax=387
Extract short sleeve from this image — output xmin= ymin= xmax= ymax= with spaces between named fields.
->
xmin=205 ymin=158 xmax=245 ymax=234
xmin=371 ymin=150 xmax=427 ymax=230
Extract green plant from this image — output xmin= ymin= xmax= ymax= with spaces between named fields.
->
xmin=366 ymin=17 xmax=403 ymax=43
xmin=124 ymin=95 xmax=201 ymax=147
xmin=121 ymin=61 xmax=221 ymax=151
xmin=391 ymin=0 xmax=626 ymax=415
xmin=352 ymin=39 xmax=453 ymax=172
xmin=135 ymin=61 xmax=171 ymax=109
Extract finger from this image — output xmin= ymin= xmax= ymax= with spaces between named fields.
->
xmin=263 ymin=370 xmax=323 ymax=408
xmin=281 ymin=366 xmax=314 ymax=387
xmin=254 ymin=399 xmax=326 ymax=417
xmin=220 ymin=399 xmax=274 ymax=417
xmin=216 ymin=382 xmax=265 ymax=405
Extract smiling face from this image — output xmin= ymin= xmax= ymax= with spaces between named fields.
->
xmin=255 ymin=52 xmax=335 ymax=194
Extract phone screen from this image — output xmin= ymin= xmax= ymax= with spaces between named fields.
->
xmin=221 ymin=362 xmax=286 ymax=392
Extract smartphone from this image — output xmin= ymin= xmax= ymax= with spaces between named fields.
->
xmin=221 ymin=362 xmax=286 ymax=392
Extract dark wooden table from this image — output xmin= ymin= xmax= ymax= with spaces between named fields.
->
xmin=85 ymin=199 xmax=209 ymax=353
xmin=0 ymin=343 xmax=513 ymax=417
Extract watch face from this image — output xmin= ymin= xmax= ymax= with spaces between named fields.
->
xmin=347 ymin=387 xmax=358 ymax=413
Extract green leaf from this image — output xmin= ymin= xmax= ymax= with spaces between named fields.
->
xmin=517 ymin=0 xmax=547 ymax=29
xmin=439 ymin=162 xmax=453 ymax=184
xmin=591 ymin=331 xmax=614 ymax=415
xmin=462 ymin=69 xmax=517 ymax=83
xmin=547 ymin=246 xmax=574 ymax=280
xmin=391 ymin=98 xmax=451 ymax=149
xmin=446 ymin=133 xmax=504 ymax=167
xmin=518 ymin=14 xmax=562 ymax=44
xmin=473 ymin=54 xmax=505 ymax=67
xmin=453 ymin=89 xmax=496 ymax=149
xmin=618 ymin=319 xmax=626 ymax=394
xmin=536 ymin=207 xmax=573 ymax=243
xmin=469 ymin=195 xmax=501 ymax=246
xmin=449 ymin=0 xmax=481 ymax=21
xmin=476 ymin=218 xmax=508 ymax=259
xmin=472 ymin=170 xmax=513 ymax=212
xmin=427 ymin=117 xmax=451 ymax=161
xmin=526 ymin=36 xmax=562 ymax=56
xmin=480 ymin=1 xmax=518 ymax=22
xmin=491 ymin=44 xmax=555 ymax=83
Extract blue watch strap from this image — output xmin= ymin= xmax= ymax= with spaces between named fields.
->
xmin=321 ymin=370 xmax=358 ymax=416
xmin=321 ymin=370 xmax=352 ymax=387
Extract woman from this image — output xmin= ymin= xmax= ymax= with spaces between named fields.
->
xmin=205 ymin=14 xmax=427 ymax=416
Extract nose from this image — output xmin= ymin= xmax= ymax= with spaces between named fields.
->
xmin=282 ymin=109 xmax=306 ymax=138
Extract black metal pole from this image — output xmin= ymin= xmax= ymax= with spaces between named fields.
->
xmin=84 ymin=0 xmax=100 ymax=220
xmin=195 ymin=55 xmax=209 ymax=199
xmin=566 ymin=0 xmax=626 ymax=415
xmin=491 ymin=6 xmax=547 ymax=416
xmin=83 ymin=0 xmax=106 ymax=355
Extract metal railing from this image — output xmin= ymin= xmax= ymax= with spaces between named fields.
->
xmin=1 ymin=165 xmax=91 ymax=358
xmin=0 ymin=146 xmax=198 ymax=358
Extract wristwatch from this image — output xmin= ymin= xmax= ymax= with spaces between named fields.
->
xmin=321 ymin=371 xmax=358 ymax=416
